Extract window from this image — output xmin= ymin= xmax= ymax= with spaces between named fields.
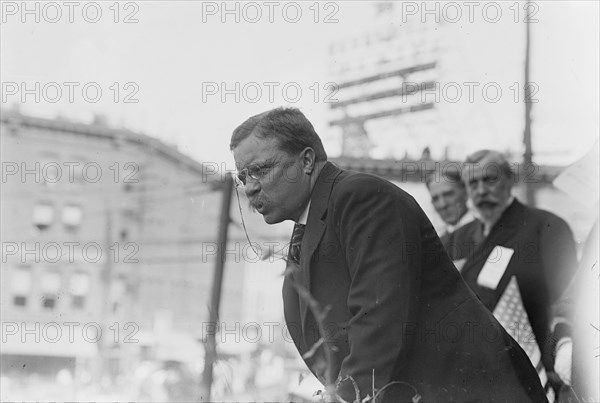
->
xmin=62 ymin=204 xmax=83 ymax=231
xmin=41 ymin=271 xmax=61 ymax=310
xmin=69 ymin=272 xmax=90 ymax=309
xmin=376 ymin=2 xmax=394 ymax=14
xmin=71 ymin=295 xmax=85 ymax=309
xmin=40 ymin=153 xmax=60 ymax=188
xmin=43 ymin=297 xmax=56 ymax=309
xmin=33 ymin=202 xmax=54 ymax=230
xmin=11 ymin=267 xmax=32 ymax=307
xmin=14 ymin=296 xmax=27 ymax=306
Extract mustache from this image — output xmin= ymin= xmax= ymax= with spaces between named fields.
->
xmin=248 ymin=197 xmax=266 ymax=211
xmin=476 ymin=200 xmax=498 ymax=208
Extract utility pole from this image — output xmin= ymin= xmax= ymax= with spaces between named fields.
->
xmin=523 ymin=0 xmax=535 ymax=206
xmin=201 ymin=173 xmax=234 ymax=401
xmin=97 ymin=210 xmax=113 ymax=384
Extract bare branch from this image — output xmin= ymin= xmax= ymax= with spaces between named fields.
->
xmin=303 ymin=337 xmax=325 ymax=360
xmin=285 ymin=262 xmax=339 ymax=399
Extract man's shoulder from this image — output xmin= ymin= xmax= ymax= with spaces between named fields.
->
xmin=514 ymin=199 xmax=571 ymax=227
xmin=331 ymin=169 xmax=415 ymax=203
xmin=451 ymin=218 xmax=481 ymax=239
xmin=336 ymin=169 xmax=391 ymax=188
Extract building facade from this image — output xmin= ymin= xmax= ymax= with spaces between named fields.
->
xmin=0 ymin=110 xmax=264 ymax=397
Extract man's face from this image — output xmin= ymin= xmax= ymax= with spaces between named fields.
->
xmin=428 ymin=180 xmax=468 ymax=226
xmin=233 ymin=133 xmax=311 ymax=224
xmin=464 ymin=155 xmax=513 ymax=224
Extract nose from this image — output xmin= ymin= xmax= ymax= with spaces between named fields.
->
xmin=473 ymin=180 xmax=487 ymax=196
xmin=244 ymin=180 xmax=260 ymax=198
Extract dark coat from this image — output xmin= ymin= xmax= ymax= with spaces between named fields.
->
xmin=282 ymin=162 xmax=547 ymax=402
xmin=448 ymin=199 xmax=578 ymax=372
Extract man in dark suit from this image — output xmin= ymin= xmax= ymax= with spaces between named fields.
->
xmin=230 ymin=108 xmax=547 ymax=402
xmin=453 ymin=150 xmax=578 ymax=400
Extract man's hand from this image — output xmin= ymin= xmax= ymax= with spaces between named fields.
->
xmin=554 ymin=337 xmax=572 ymax=385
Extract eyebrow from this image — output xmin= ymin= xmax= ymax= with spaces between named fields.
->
xmin=468 ymin=172 xmax=499 ymax=183
xmin=242 ymin=159 xmax=277 ymax=170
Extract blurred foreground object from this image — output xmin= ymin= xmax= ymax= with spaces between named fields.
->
xmin=550 ymin=141 xmax=599 ymax=402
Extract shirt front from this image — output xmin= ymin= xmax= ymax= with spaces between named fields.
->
xmin=297 ymin=200 xmax=311 ymax=225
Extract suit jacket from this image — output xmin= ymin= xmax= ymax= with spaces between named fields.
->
xmin=282 ymin=162 xmax=547 ymax=402
xmin=449 ymin=199 xmax=578 ymax=372
xmin=439 ymin=212 xmax=475 ymax=262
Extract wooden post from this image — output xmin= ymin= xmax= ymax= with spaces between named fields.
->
xmin=201 ymin=173 xmax=234 ymax=401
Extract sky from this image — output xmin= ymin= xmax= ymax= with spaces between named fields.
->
xmin=2 ymin=1 xmax=598 ymax=168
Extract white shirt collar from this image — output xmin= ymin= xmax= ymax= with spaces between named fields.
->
xmin=297 ymin=201 xmax=311 ymax=225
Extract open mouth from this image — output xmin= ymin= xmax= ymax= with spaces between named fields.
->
xmin=251 ymin=201 xmax=265 ymax=213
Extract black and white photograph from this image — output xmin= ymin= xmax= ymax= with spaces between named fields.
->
xmin=1 ymin=1 xmax=598 ymax=401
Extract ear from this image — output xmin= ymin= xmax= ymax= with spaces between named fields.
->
xmin=300 ymin=147 xmax=316 ymax=174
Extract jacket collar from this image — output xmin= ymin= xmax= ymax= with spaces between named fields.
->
xmin=306 ymin=161 xmax=342 ymax=224
xmin=488 ymin=198 xmax=522 ymax=236
xmin=298 ymin=161 xmax=343 ymax=322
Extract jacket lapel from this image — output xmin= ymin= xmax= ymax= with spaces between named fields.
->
xmin=299 ymin=162 xmax=342 ymax=324
xmin=463 ymin=199 xmax=523 ymax=271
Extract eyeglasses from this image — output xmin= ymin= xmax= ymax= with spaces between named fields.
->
xmin=467 ymin=174 xmax=502 ymax=190
xmin=235 ymin=160 xmax=279 ymax=187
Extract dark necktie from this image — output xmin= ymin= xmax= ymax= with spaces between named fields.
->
xmin=473 ymin=220 xmax=485 ymax=246
xmin=447 ymin=230 xmax=457 ymax=260
xmin=289 ymin=223 xmax=306 ymax=265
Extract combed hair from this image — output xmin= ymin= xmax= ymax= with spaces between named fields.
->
xmin=464 ymin=149 xmax=515 ymax=180
xmin=230 ymin=107 xmax=327 ymax=161
xmin=425 ymin=164 xmax=465 ymax=189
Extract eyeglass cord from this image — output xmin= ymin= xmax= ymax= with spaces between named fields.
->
xmin=235 ymin=185 xmax=259 ymax=256
xmin=234 ymin=185 xmax=288 ymax=261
